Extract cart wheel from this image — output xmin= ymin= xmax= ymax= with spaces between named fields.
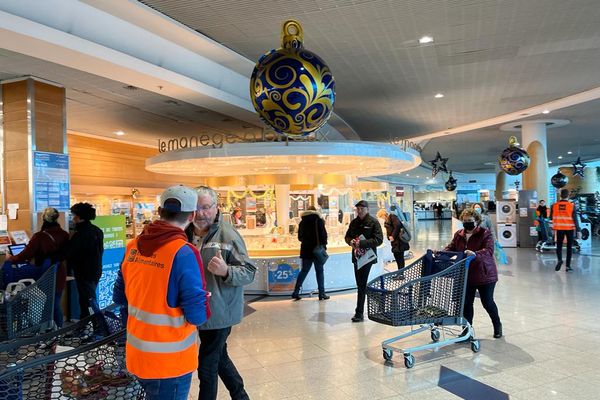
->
xmin=404 ymin=354 xmax=415 ymax=369
xmin=470 ymin=340 xmax=480 ymax=353
xmin=383 ymin=348 xmax=393 ymax=361
xmin=431 ymin=329 xmax=441 ymax=342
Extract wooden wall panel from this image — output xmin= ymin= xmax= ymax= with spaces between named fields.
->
xmin=68 ymin=135 xmax=200 ymax=189
xmin=34 ymin=81 xmax=65 ymax=153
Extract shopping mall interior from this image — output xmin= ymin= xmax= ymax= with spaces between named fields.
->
xmin=1 ymin=1 xmax=600 ymax=399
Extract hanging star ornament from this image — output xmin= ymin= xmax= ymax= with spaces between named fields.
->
xmin=428 ymin=152 xmax=449 ymax=177
xmin=572 ymin=157 xmax=586 ymax=178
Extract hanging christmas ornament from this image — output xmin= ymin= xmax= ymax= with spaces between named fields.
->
xmin=429 ymin=152 xmax=449 ymax=177
xmin=572 ymin=157 xmax=586 ymax=178
xmin=498 ymin=136 xmax=530 ymax=175
xmin=551 ymin=170 xmax=568 ymax=188
xmin=444 ymin=171 xmax=457 ymax=191
xmin=250 ymin=20 xmax=335 ymax=137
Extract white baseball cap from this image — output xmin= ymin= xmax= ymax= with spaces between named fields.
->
xmin=160 ymin=185 xmax=197 ymax=212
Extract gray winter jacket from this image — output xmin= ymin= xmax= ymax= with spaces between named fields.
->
xmin=187 ymin=214 xmax=256 ymax=330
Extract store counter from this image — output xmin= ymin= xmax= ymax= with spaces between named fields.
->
xmin=245 ymin=242 xmax=392 ymax=295
xmin=415 ymin=210 xmax=452 ymax=220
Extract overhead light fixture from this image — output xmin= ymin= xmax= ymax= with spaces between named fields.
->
xmin=548 ymin=161 xmax=553 ymax=164
xmin=416 ymin=175 xmax=420 ymax=178
xmin=419 ymin=36 xmax=434 ymax=44
xmin=114 ymin=130 xmax=125 ymax=136
xmin=558 ymin=156 xmax=563 ymax=159
xmin=542 ymin=109 xmax=550 ymax=114
xmin=434 ymin=93 xmax=444 ymax=98
xmin=567 ymin=151 xmax=573 ymax=154
xmin=406 ymin=174 xmax=410 ymax=176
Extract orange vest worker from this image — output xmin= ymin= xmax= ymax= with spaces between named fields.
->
xmin=121 ymin=238 xmax=199 ymax=379
xmin=552 ymin=201 xmax=576 ymax=231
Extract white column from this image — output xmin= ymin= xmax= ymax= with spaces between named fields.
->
xmin=521 ymin=122 xmax=549 ymax=202
xmin=275 ymin=184 xmax=290 ymax=229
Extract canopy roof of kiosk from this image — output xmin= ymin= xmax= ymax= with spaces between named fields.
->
xmin=146 ymin=141 xmax=420 ymax=184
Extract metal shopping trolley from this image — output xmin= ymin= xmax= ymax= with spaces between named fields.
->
xmin=0 ymin=305 xmax=143 ymax=400
xmin=366 ymin=250 xmax=478 ymax=368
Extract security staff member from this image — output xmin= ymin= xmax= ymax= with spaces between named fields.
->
xmin=551 ymin=189 xmax=580 ymax=272
xmin=113 ymin=185 xmax=211 ymax=400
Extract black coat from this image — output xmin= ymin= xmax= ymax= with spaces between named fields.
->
xmin=384 ymin=214 xmax=410 ymax=253
xmin=66 ymin=220 xmax=104 ymax=282
xmin=297 ymin=211 xmax=328 ymax=259
xmin=344 ymin=213 xmax=383 ymax=263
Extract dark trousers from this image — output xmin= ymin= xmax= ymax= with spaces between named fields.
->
xmin=139 ymin=372 xmax=192 ymax=400
xmin=198 ymin=327 xmax=248 ymax=400
xmin=393 ymin=251 xmax=405 ymax=270
xmin=293 ymin=258 xmax=326 ymax=296
xmin=75 ymin=278 xmax=98 ymax=319
xmin=556 ymin=230 xmax=575 ymax=267
xmin=464 ymin=282 xmax=501 ymax=328
xmin=353 ymin=262 xmax=374 ymax=316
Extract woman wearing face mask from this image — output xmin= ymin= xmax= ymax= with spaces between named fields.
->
xmin=472 ymin=203 xmax=496 ymax=240
xmin=445 ymin=209 xmax=502 ymax=338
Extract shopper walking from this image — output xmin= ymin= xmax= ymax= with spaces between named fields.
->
xmin=113 ymin=185 xmax=211 ymax=400
xmin=344 ymin=200 xmax=383 ymax=322
xmin=66 ymin=202 xmax=104 ymax=319
xmin=472 ymin=203 xmax=496 ymax=240
xmin=445 ymin=209 xmax=502 ymax=338
xmin=536 ymin=200 xmax=549 ymax=243
xmin=6 ymin=207 xmax=69 ymax=327
xmin=383 ymin=210 xmax=410 ymax=270
xmin=186 ymin=186 xmax=256 ymax=400
xmin=292 ymin=206 xmax=330 ymax=300
xmin=551 ymin=189 xmax=580 ymax=272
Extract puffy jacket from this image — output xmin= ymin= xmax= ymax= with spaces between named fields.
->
xmin=297 ymin=210 xmax=328 ymax=259
xmin=444 ymin=226 xmax=497 ymax=286
xmin=384 ymin=214 xmax=410 ymax=254
xmin=186 ymin=213 xmax=256 ymax=330
xmin=344 ymin=213 xmax=384 ymax=263
xmin=67 ymin=220 xmax=104 ymax=282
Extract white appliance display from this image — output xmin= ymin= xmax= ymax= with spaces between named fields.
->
xmin=498 ymin=223 xmax=517 ymax=248
xmin=497 ymin=201 xmax=517 ymax=223
xmin=579 ymin=223 xmax=592 ymax=248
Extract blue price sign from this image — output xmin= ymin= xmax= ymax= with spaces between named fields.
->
xmin=33 ymin=151 xmax=70 ymax=212
xmin=268 ymin=261 xmax=301 ymax=292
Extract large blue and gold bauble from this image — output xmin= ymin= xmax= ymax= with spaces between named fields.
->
xmin=551 ymin=170 xmax=568 ymax=188
xmin=445 ymin=172 xmax=457 ymax=191
xmin=250 ymin=20 xmax=335 ymax=136
xmin=498 ymin=136 xmax=530 ymax=175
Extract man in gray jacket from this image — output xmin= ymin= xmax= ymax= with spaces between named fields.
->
xmin=186 ymin=186 xmax=256 ymax=400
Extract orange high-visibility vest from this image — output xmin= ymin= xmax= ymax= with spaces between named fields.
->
xmin=552 ymin=201 xmax=576 ymax=231
xmin=121 ymin=238 xmax=198 ymax=379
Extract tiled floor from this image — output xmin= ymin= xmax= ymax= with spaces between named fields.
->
xmin=188 ymin=220 xmax=600 ymax=399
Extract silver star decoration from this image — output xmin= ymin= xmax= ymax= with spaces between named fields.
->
xmin=572 ymin=157 xmax=586 ymax=178
xmin=429 ymin=152 xmax=449 ymax=177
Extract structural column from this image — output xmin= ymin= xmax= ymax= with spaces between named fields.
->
xmin=521 ymin=122 xmax=549 ymax=202
xmin=275 ymin=184 xmax=290 ymax=231
xmin=495 ymin=165 xmax=508 ymax=201
xmin=1 ymin=78 xmax=67 ymax=235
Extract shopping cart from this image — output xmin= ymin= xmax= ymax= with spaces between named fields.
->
xmin=0 ymin=305 xmax=143 ymax=399
xmin=0 ymin=264 xmax=57 ymax=341
xmin=366 ymin=250 xmax=479 ymax=368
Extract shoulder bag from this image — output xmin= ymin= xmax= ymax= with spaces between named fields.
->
xmin=312 ymin=219 xmax=329 ymax=264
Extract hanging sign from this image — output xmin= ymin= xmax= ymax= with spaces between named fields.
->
xmin=33 ymin=151 xmax=70 ymax=212
xmin=93 ymin=215 xmax=127 ymax=308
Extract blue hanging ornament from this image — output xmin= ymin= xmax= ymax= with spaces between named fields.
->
xmin=250 ymin=20 xmax=335 ymax=137
xmin=551 ymin=170 xmax=568 ymax=188
xmin=572 ymin=157 xmax=586 ymax=178
xmin=445 ymin=171 xmax=457 ymax=191
xmin=498 ymin=136 xmax=530 ymax=175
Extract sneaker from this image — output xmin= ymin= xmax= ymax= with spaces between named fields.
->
xmin=555 ymin=261 xmax=563 ymax=271
xmin=493 ymin=323 xmax=503 ymax=339
xmin=318 ymin=294 xmax=330 ymax=300
xmin=566 ymin=266 xmax=573 ymax=272
xmin=291 ymin=293 xmax=301 ymax=301
xmin=351 ymin=314 xmax=364 ymax=323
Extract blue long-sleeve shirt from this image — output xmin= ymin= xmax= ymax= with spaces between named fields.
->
xmin=113 ymin=244 xmax=209 ymax=326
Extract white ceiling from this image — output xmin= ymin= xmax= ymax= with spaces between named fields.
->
xmin=137 ymin=0 xmax=600 ymax=171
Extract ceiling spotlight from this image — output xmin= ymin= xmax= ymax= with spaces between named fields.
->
xmin=548 ymin=161 xmax=553 ymax=164
xmin=558 ymin=156 xmax=563 ymax=159
xmin=114 ymin=130 xmax=125 ymax=136
xmin=542 ymin=109 xmax=550 ymax=114
xmin=416 ymin=175 xmax=420 ymax=178
xmin=434 ymin=93 xmax=444 ymax=98
xmin=419 ymin=36 xmax=434 ymax=44
xmin=567 ymin=151 xmax=573 ymax=154
xmin=406 ymin=174 xmax=410 ymax=176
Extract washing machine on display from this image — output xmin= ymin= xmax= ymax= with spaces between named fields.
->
xmin=579 ymin=223 xmax=592 ymax=248
xmin=498 ymin=223 xmax=517 ymax=248
xmin=497 ymin=200 xmax=516 ymax=223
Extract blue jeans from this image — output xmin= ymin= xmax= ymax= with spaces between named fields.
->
xmin=198 ymin=327 xmax=248 ymax=400
xmin=138 ymin=372 xmax=192 ymax=400
xmin=293 ymin=257 xmax=326 ymax=296
xmin=54 ymin=291 xmax=63 ymax=328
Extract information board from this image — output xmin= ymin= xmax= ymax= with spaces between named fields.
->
xmin=93 ymin=215 xmax=127 ymax=308
xmin=33 ymin=151 xmax=70 ymax=212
